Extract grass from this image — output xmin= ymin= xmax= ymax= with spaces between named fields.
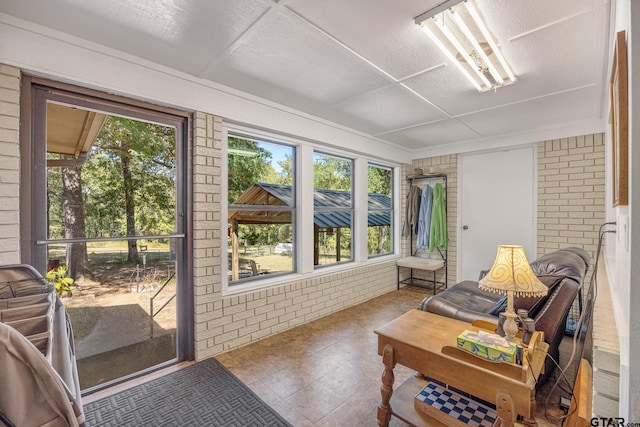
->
xmin=229 ymin=245 xmax=353 ymax=275
xmin=235 ymin=253 xmax=293 ymax=274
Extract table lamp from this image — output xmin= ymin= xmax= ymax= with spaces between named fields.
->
xmin=478 ymin=245 xmax=548 ymax=341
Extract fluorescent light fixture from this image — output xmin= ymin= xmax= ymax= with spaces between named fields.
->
xmin=415 ymin=0 xmax=517 ymax=92
xmin=228 ymin=148 xmax=258 ymax=157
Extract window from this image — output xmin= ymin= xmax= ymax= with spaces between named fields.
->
xmin=313 ymin=152 xmax=353 ymax=266
xmin=227 ymin=134 xmax=295 ymax=283
xmin=368 ymin=164 xmax=393 ymax=257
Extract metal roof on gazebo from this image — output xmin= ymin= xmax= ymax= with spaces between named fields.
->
xmin=229 ymin=183 xmax=390 ymax=227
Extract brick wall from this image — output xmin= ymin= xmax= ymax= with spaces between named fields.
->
xmin=192 ymin=112 xmax=398 ymax=359
xmin=537 ymin=134 xmax=605 ymax=277
xmin=0 ymin=65 xmax=20 ymax=265
xmin=538 ymin=133 xmax=606 ymax=322
xmin=410 ymin=135 xmax=605 ymax=289
xmin=400 ymin=155 xmax=458 ymax=286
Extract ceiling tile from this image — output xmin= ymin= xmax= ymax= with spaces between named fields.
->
xmin=381 ymin=119 xmax=481 ymax=149
xmin=314 ymin=84 xmax=448 ymax=134
xmin=203 ymin=9 xmax=391 ymax=112
xmin=0 ymin=0 xmax=271 ymax=75
xmin=477 ymin=0 xmax=595 ymax=40
xmin=286 ymin=0 xmax=450 ymax=80
xmin=456 ymin=85 xmax=598 ymax=136
xmin=0 ymin=0 xmax=609 ymax=152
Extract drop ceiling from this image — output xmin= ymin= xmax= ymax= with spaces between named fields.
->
xmin=0 ymin=0 xmax=611 ymax=153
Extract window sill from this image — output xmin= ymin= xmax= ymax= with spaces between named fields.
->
xmin=222 ymin=254 xmax=400 ymax=297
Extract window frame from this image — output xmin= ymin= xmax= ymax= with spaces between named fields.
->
xmin=222 ymin=124 xmax=399 ymax=294
xmin=312 ymin=150 xmax=354 ymax=269
xmin=367 ymin=163 xmax=394 ymax=259
xmin=225 ymin=131 xmax=297 ymax=286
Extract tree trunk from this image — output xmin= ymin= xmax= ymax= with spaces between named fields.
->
xmin=61 ymin=164 xmax=92 ymax=281
xmin=378 ymin=226 xmax=389 ymax=254
xmin=122 ymin=153 xmax=139 ymax=263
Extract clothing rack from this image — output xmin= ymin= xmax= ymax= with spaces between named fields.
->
xmin=397 ymin=173 xmax=448 ymax=292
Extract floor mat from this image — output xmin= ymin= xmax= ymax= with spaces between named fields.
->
xmin=83 ymin=357 xmax=292 ymax=427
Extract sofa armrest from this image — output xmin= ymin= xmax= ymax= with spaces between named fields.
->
xmin=419 ymin=294 xmax=499 ymax=325
xmin=533 ymin=278 xmax=579 ymax=374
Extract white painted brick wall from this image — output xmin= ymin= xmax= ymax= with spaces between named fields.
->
xmin=192 ymin=112 xmax=398 ymax=359
xmin=402 ymin=155 xmax=457 ymax=286
xmin=409 ymin=135 xmax=604 ymax=290
xmin=0 ymin=65 xmax=20 ymax=265
xmin=537 ymin=134 xmax=605 ymax=289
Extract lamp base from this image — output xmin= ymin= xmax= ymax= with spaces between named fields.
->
xmin=502 ymin=310 xmax=519 ymax=342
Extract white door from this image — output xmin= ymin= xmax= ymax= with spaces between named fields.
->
xmin=459 ymin=146 xmax=536 ymax=281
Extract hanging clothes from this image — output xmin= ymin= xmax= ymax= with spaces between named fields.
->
xmin=402 ymin=185 xmax=422 ymax=238
xmin=416 ymin=184 xmax=433 ymax=250
xmin=429 ymin=182 xmax=448 ymax=251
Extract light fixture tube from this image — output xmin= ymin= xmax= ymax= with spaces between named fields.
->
xmin=448 ymin=9 xmax=504 ymax=85
xmin=420 ymin=24 xmax=482 ymax=91
xmin=434 ymin=15 xmax=493 ymax=88
xmin=414 ymin=0 xmax=464 ymax=25
xmin=464 ymin=1 xmax=516 ymax=82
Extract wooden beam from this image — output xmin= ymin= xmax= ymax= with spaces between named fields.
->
xmin=231 ymin=220 xmax=239 ymax=281
xmin=314 ymin=224 xmax=319 ymax=265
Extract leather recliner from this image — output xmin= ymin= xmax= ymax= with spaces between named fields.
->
xmin=418 ymin=247 xmax=589 ymax=381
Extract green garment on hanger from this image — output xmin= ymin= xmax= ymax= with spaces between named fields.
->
xmin=429 ymin=182 xmax=448 ymax=251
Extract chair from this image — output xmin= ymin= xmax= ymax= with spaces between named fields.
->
xmin=250 ymin=260 xmax=259 ymax=276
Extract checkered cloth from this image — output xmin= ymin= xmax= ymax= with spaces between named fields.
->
xmin=415 ymin=381 xmax=498 ymax=427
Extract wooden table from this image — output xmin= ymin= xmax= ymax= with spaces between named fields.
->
xmin=374 ymin=310 xmax=548 ymax=427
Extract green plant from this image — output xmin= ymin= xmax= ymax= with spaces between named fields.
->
xmin=46 ymin=266 xmax=76 ymax=297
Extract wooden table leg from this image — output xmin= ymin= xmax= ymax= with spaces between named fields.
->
xmin=377 ymin=344 xmax=396 ymax=427
xmin=521 ymin=392 xmax=538 ymax=426
xmin=496 ymin=390 xmax=516 ymax=427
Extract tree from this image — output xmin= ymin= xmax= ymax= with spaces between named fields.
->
xmin=84 ymin=117 xmax=176 ymax=263
xmin=46 ymin=164 xmax=64 ymax=239
xmin=61 ymin=163 xmax=91 ymax=281
xmin=368 ymin=166 xmax=392 ymax=254
xmin=46 ymin=157 xmax=92 ymax=281
xmin=227 ymin=137 xmax=273 ymax=204
xmin=367 ymin=166 xmax=391 ymax=195
xmin=275 ymin=154 xmax=293 ymax=185
xmin=313 ymin=155 xmax=351 ymax=191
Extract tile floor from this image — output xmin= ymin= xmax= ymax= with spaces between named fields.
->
xmin=216 ymin=287 xmax=568 ymax=426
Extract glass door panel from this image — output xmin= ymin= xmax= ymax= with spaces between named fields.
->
xmin=43 ymin=101 xmax=183 ymax=390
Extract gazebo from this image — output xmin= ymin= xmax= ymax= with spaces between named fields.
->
xmin=228 ymin=183 xmax=391 ymax=280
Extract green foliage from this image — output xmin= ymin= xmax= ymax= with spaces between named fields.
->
xmin=368 ymin=225 xmax=391 ymax=255
xmin=313 ymin=154 xmax=351 ymax=191
xmin=367 ymin=165 xmax=392 ymax=254
xmin=227 ymin=137 xmax=274 ymax=204
xmin=275 ymin=154 xmax=294 ymax=185
xmin=65 ymin=116 xmax=176 ymax=238
xmin=237 ymin=224 xmax=292 ymax=247
xmin=368 ymin=165 xmax=391 ymax=196
xmin=46 ymin=266 xmax=76 ymax=297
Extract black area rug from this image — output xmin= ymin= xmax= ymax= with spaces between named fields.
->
xmin=83 ymin=358 xmax=292 ymax=427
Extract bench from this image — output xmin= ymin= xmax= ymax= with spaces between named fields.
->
xmin=396 ymin=256 xmax=446 ymax=292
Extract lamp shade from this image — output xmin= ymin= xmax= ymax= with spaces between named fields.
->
xmin=478 ymin=245 xmax=547 ymax=297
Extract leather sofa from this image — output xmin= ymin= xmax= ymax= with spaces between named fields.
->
xmin=418 ymin=247 xmax=589 ymax=380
